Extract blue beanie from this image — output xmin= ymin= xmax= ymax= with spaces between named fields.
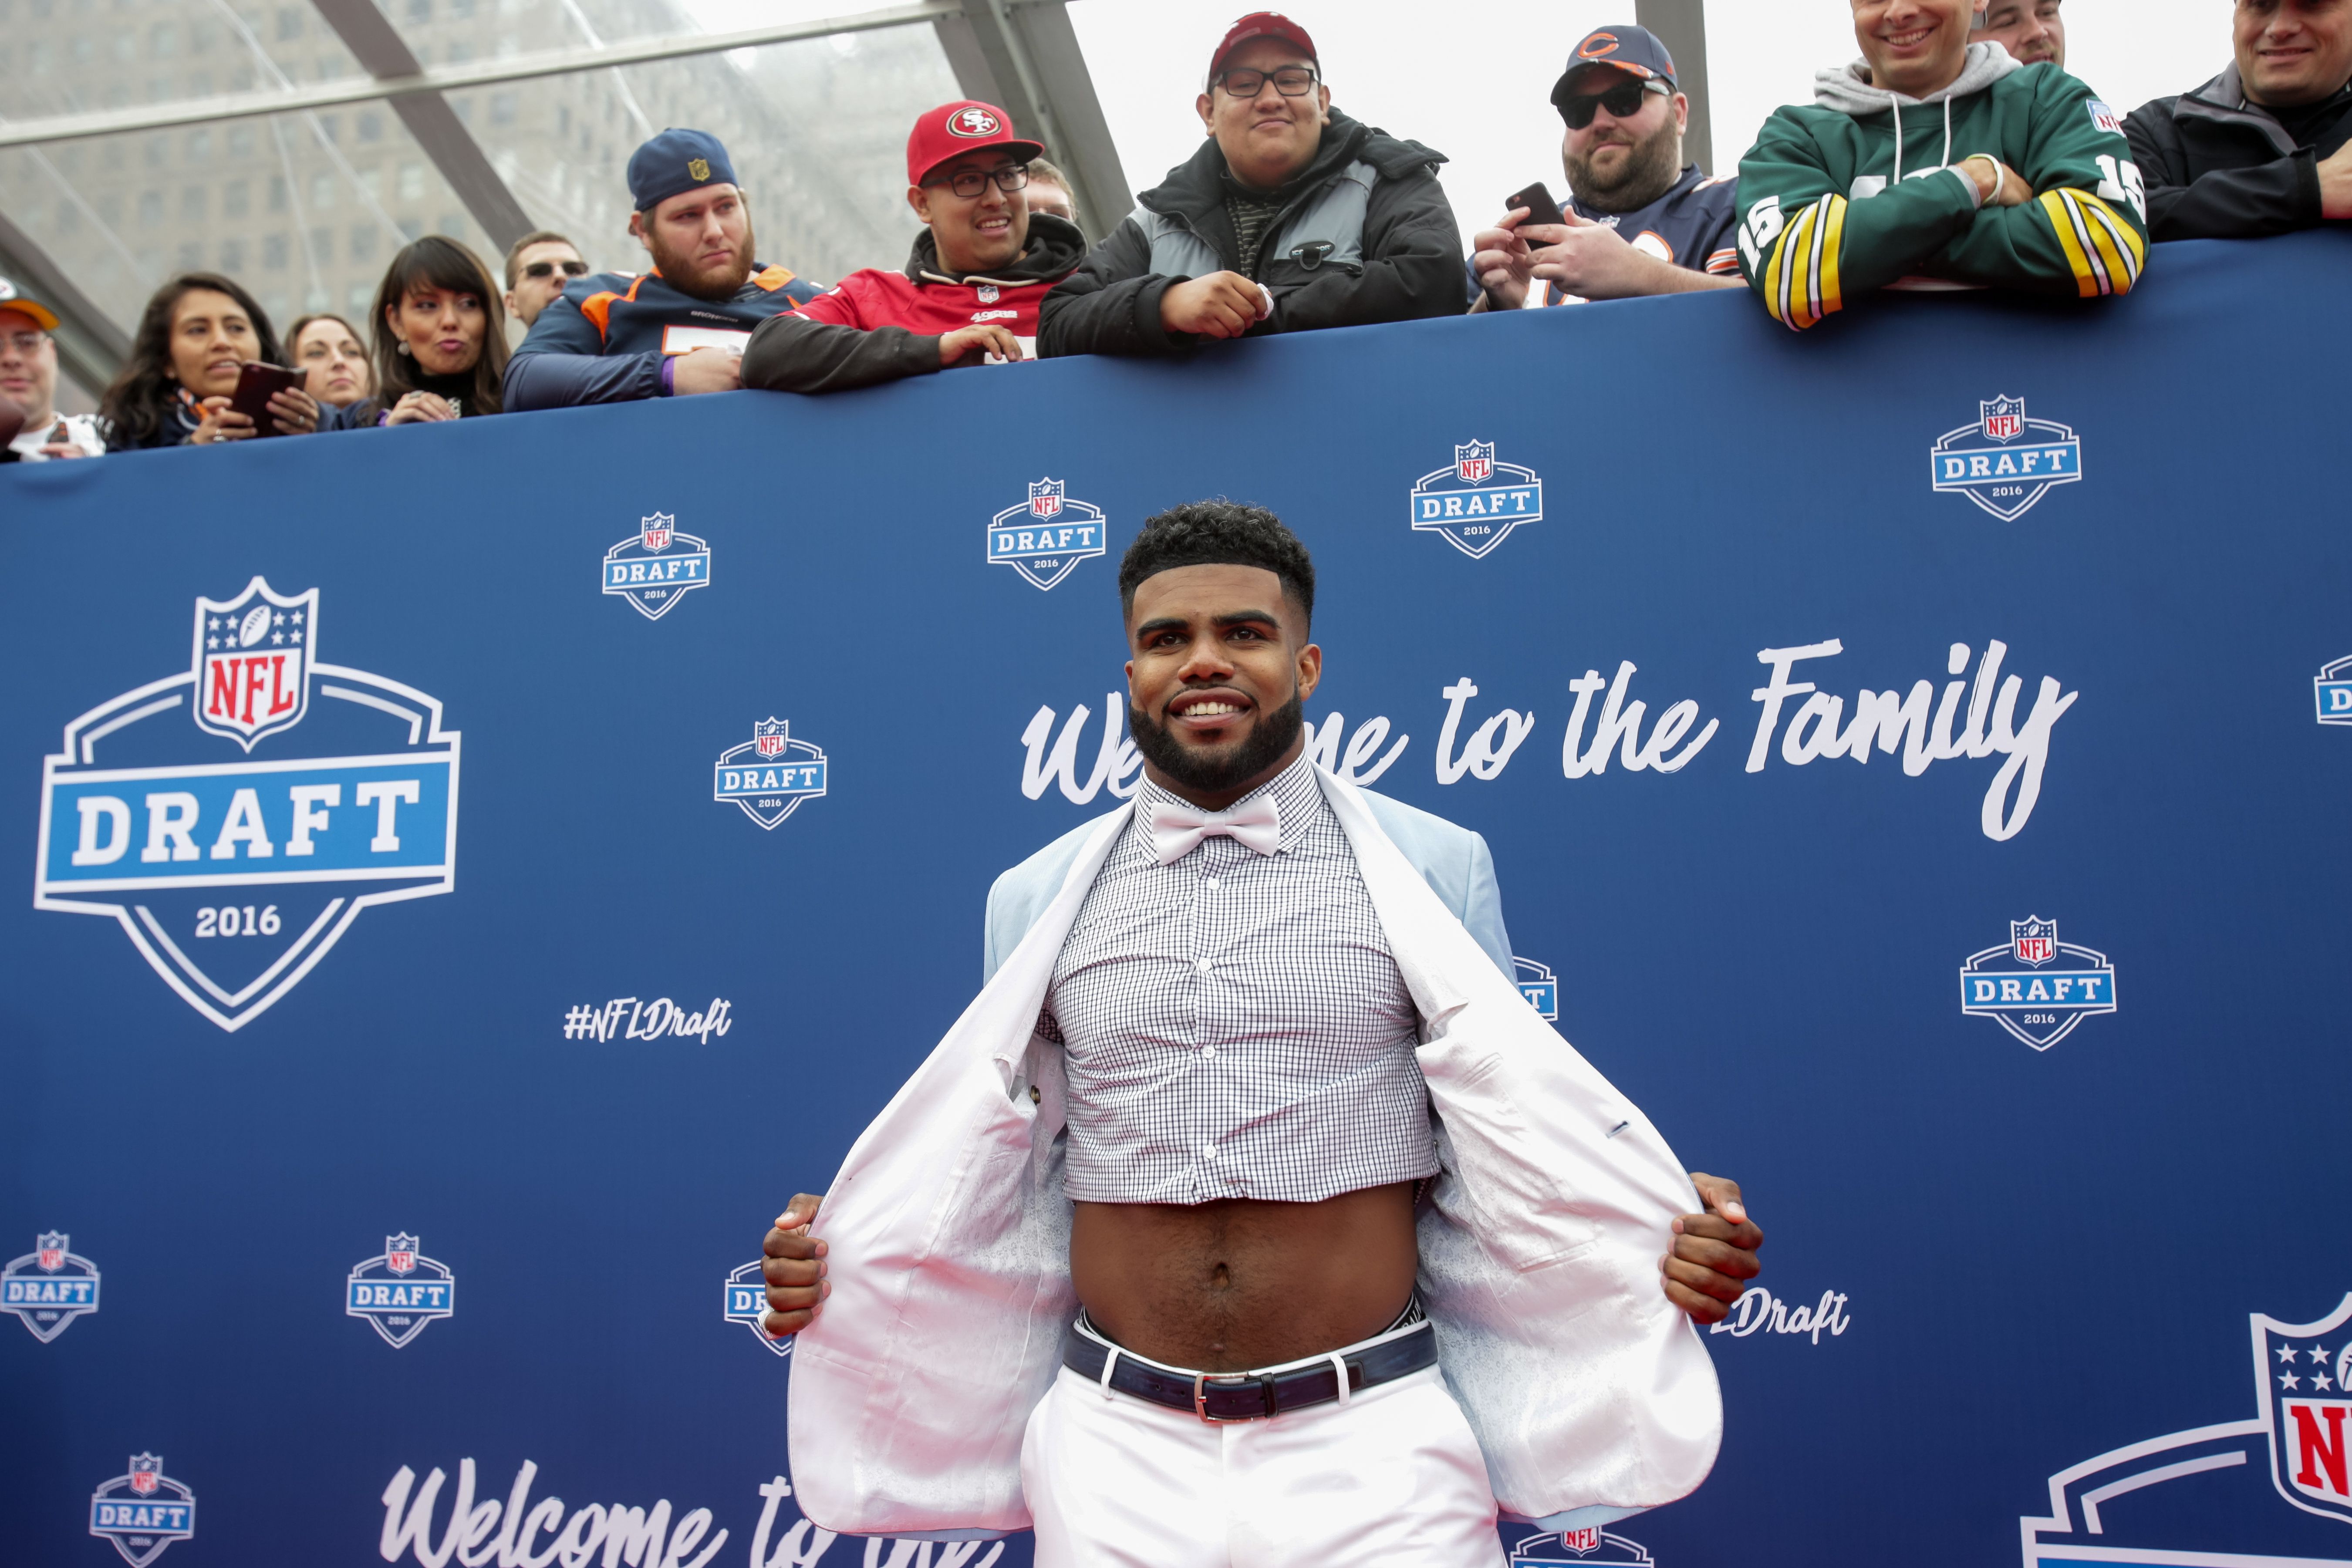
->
xmin=628 ymin=128 xmax=739 ymax=214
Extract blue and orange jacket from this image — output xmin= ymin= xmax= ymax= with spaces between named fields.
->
xmin=503 ymin=261 xmax=822 ymax=410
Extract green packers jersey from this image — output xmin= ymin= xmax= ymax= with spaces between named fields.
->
xmin=1734 ymin=59 xmax=2149 ymax=330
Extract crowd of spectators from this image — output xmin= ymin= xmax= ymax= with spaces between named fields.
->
xmin=4 ymin=0 xmax=2347 ymax=461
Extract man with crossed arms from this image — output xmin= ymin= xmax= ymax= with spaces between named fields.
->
xmin=761 ymin=503 xmax=1761 ymax=1564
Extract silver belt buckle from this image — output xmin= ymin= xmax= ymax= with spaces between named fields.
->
xmin=1192 ymin=1371 xmax=1266 ymax=1424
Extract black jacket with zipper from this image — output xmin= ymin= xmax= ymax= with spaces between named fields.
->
xmin=1038 ymin=108 xmax=1464 ymax=358
xmin=2124 ymin=65 xmax=2352 ymax=240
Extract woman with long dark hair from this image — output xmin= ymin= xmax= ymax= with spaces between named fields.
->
xmin=360 ymin=236 xmax=509 ymax=425
xmin=98 ymin=273 xmax=322 ymax=449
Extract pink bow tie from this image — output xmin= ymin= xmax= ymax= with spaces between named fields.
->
xmin=1146 ymin=795 xmax=1281 ymax=864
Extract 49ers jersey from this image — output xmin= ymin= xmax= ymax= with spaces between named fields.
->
xmin=798 ymin=264 xmax=1059 ymax=359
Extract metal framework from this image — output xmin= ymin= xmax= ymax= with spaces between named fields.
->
xmin=1635 ymin=0 xmax=1714 ymax=175
xmin=0 ymin=0 xmax=1132 ymax=391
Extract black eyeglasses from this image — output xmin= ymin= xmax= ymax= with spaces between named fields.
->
xmin=522 ymin=258 xmax=590 ymax=280
xmin=1214 ymin=65 xmax=1319 ymax=99
xmin=931 ymin=164 xmax=1031 ymax=199
xmin=1559 ymin=76 xmax=1669 ymax=130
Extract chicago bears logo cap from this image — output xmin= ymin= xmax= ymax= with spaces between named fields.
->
xmin=1551 ymin=23 xmax=1679 ymax=113
xmin=627 ymin=128 xmax=737 ymax=214
xmin=906 ymin=99 xmax=1043 ymax=187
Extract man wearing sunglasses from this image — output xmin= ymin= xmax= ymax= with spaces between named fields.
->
xmin=1040 ymin=11 xmax=1465 ymax=357
xmin=504 ymin=128 xmax=823 ymax=409
xmin=1474 ymin=25 xmax=1745 ymax=307
xmin=740 ymin=101 xmax=1087 ymax=394
xmin=501 ymin=230 xmax=589 ymax=331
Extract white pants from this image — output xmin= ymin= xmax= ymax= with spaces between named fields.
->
xmin=1019 ymin=1362 xmax=1505 ymax=1568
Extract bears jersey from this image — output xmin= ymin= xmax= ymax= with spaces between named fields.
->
xmin=1534 ymin=164 xmax=1740 ymax=306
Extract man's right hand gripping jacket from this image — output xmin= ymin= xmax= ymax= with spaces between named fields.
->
xmin=1735 ymin=48 xmax=2150 ymax=330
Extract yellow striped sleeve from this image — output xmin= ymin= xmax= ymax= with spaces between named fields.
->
xmin=1763 ymin=194 xmax=1848 ymax=331
xmin=2038 ymin=189 xmax=2144 ymax=298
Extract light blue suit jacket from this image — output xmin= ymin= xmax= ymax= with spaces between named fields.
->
xmin=983 ymin=782 xmax=1516 ymax=984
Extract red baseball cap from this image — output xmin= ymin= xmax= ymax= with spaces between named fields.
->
xmin=906 ymin=100 xmax=1043 ymax=187
xmin=1207 ymin=11 xmax=1319 ymax=86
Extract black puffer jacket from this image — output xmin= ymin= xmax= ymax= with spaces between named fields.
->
xmin=2124 ymin=65 xmax=2352 ymax=240
xmin=1039 ymin=108 xmax=1463 ymax=357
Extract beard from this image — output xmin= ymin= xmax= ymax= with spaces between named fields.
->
xmin=1129 ymin=691 xmax=1306 ymax=796
xmin=1563 ymin=115 xmax=1684 ymax=213
xmin=646 ymin=215 xmax=756 ymax=301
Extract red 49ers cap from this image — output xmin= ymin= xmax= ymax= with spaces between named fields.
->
xmin=906 ymin=100 xmax=1043 ymax=187
xmin=1551 ymin=23 xmax=1679 ymax=109
xmin=1207 ymin=11 xmax=1319 ymax=86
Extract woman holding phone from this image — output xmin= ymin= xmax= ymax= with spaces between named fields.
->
xmin=97 ymin=273 xmax=321 ymax=449
xmin=358 ymin=236 xmax=508 ymax=426
xmin=287 ymin=313 xmax=376 ymax=413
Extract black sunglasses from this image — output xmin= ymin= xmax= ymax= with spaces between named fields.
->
xmin=522 ymin=258 xmax=591 ymax=280
xmin=1559 ymin=76 xmax=1669 ymax=130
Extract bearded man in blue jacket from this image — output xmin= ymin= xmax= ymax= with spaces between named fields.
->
xmin=760 ymin=502 xmax=1761 ymax=1564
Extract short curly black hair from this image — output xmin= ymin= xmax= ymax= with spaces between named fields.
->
xmin=1118 ymin=500 xmax=1315 ymax=628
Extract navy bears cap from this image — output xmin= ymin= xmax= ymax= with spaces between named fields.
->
xmin=1551 ymin=24 xmax=1678 ymax=113
xmin=628 ymin=128 xmax=738 ymax=214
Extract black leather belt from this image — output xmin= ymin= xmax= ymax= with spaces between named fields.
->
xmin=1060 ymin=1318 xmax=1437 ymax=1423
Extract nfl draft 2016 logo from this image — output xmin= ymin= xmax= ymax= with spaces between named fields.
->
xmin=1410 ymin=439 xmax=1543 ymax=559
xmin=1 ymin=1230 xmax=101 ymax=1342
xmin=2314 ymin=655 xmax=2352 ymax=725
xmin=1958 ymin=915 xmax=2116 ymax=1049
xmin=89 ymin=1454 xmax=195 ymax=1568
xmin=603 ymin=512 xmax=712 ymax=620
xmin=2258 ymin=1295 xmax=2352 ymax=1524
xmin=1929 ymin=395 xmax=2083 ymax=520
xmin=1514 ymin=957 xmax=1559 ymax=1020
xmin=347 ymin=1233 xmax=456 ymax=1348
xmin=34 ymin=578 xmax=459 ymax=1032
xmin=1511 ymin=1526 xmax=1653 ymax=1563
xmin=713 ymin=718 xmax=827 ymax=829
xmin=988 ymin=477 xmax=1108 ymax=591
xmin=724 ymin=1260 xmax=792 ymax=1357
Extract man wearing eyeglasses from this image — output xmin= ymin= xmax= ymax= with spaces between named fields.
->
xmin=504 ymin=128 xmax=822 ymax=410
xmin=502 ymin=230 xmax=589 ymax=331
xmin=1039 ymin=11 xmax=1465 ymax=357
xmin=0 ymin=278 xmax=104 ymax=461
xmin=1473 ymin=25 xmax=1746 ymax=307
xmin=739 ymin=101 xmax=1087 ymax=395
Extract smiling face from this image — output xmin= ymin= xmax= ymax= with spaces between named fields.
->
xmin=2237 ymin=0 xmax=2352 ymax=107
xmin=1974 ymin=0 xmax=2065 ymax=67
xmin=1196 ymin=35 xmax=1332 ymax=192
xmin=0 ymin=306 xmax=58 ymax=425
xmin=1559 ymin=70 xmax=1687 ymax=211
xmin=292 ymin=317 xmax=371 ymax=407
xmin=632 ymin=183 xmax=755 ymax=302
xmin=909 ymin=151 xmax=1031 ymax=274
xmin=1852 ymin=0 xmax=1975 ymax=97
xmin=387 ymin=282 xmax=487 ymax=378
xmin=1124 ymin=563 xmax=1322 ymax=808
xmin=166 ymin=287 xmax=261 ymax=398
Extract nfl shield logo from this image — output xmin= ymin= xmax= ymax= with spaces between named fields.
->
xmin=38 ymin=1231 xmax=65 ymax=1272
xmin=385 ymin=1234 xmax=418 ymax=1276
xmin=128 ymin=1457 xmax=159 ymax=1496
xmin=1981 ymin=395 xmax=2028 ymax=442
xmin=977 ymin=284 xmax=1000 ymax=304
xmin=2254 ymin=1293 xmax=2352 ymax=1525
xmin=2012 ymin=917 xmax=2058 ymax=966
xmin=641 ymin=513 xmax=674 ymax=552
xmin=190 ymin=577 xmax=317 ymax=750
xmin=1455 ymin=440 xmax=1496 ymax=483
xmin=754 ymin=717 xmax=788 ymax=759
xmin=1030 ymin=478 xmax=1065 ymax=519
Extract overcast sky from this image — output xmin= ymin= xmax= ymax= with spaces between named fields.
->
xmin=1066 ymin=1 xmax=2227 ymax=250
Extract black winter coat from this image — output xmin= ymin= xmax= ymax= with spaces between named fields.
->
xmin=1038 ymin=109 xmax=1464 ymax=357
xmin=2124 ymin=65 xmax=2352 ymax=241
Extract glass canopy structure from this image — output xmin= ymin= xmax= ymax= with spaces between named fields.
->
xmin=0 ymin=0 xmax=1130 ymax=405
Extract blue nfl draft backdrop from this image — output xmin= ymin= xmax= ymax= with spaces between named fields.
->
xmin=5 ymin=231 xmax=2352 ymax=1568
